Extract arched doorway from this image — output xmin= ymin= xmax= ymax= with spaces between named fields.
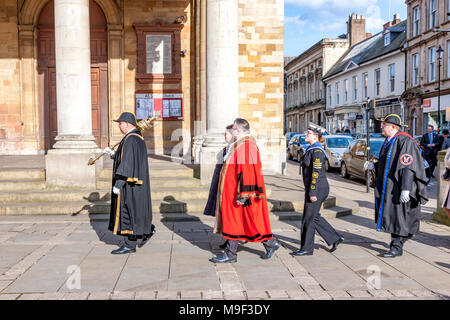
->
xmin=37 ymin=0 xmax=109 ymax=150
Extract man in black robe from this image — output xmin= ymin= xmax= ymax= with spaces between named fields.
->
xmin=106 ymin=112 xmax=155 ymax=254
xmin=366 ymin=114 xmax=428 ymax=258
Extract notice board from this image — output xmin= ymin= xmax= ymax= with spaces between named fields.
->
xmin=135 ymin=91 xmax=183 ymax=120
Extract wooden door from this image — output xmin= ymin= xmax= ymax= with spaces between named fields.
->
xmin=91 ymin=67 xmax=101 ymax=147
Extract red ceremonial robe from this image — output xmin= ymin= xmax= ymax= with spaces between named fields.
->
xmin=214 ymin=135 xmax=273 ymax=242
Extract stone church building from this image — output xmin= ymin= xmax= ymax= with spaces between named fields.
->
xmin=0 ymin=0 xmax=284 ymax=186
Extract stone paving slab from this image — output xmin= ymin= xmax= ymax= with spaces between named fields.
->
xmin=0 ymin=164 xmax=449 ymax=300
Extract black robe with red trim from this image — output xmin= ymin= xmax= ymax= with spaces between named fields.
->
xmin=374 ymin=132 xmax=428 ymax=236
xmin=214 ymin=136 xmax=273 ymax=242
xmin=108 ymin=129 xmax=153 ymax=237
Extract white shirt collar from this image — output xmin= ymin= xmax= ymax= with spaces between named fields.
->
xmin=126 ymin=127 xmax=136 ymax=135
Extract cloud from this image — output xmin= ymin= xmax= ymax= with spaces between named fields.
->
xmin=285 ymin=15 xmax=308 ymax=33
xmin=318 ymin=21 xmax=344 ymax=32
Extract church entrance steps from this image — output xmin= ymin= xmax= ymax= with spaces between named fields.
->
xmin=0 ymin=180 xmax=47 ymax=192
xmin=0 ymin=197 xmax=358 ymax=217
xmin=0 ymin=187 xmax=211 ymax=203
xmin=0 ymin=169 xmax=46 ymax=180
xmin=96 ymin=177 xmax=202 ymax=189
xmin=98 ymin=167 xmax=195 ymax=179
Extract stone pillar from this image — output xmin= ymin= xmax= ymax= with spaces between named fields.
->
xmin=45 ymin=0 xmax=101 ymax=189
xmin=200 ymin=0 xmax=239 ymax=185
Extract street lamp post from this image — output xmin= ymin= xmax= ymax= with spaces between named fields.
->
xmin=437 ymin=45 xmax=444 ymax=133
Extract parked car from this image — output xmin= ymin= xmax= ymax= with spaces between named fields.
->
xmin=285 ymin=132 xmax=300 ymax=147
xmin=287 ymin=134 xmax=307 ymax=162
xmin=322 ymin=135 xmax=354 ymax=171
xmin=354 ymin=133 xmax=383 ymax=139
xmin=340 ymin=138 xmax=385 ymax=187
xmin=334 ymin=132 xmax=356 ymax=139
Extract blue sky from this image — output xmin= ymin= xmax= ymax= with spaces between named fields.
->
xmin=284 ymin=0 xmax=408 ymax=57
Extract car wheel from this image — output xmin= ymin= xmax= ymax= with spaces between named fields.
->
xmin=340 ymin=162 xmax=350 ymax=179
xmin=325 ymin=160 xmax=330 ymax=171
xmin=297 ymin=152 xmax=302 ymax=162
xmin=368 ymin=170 xmax=376 ymax=188
xmin=286 ymin=149 xmax=291 ymax=160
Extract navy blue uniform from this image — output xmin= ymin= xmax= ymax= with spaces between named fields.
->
xmin=299 ymin=144 xmax=341 ymax=252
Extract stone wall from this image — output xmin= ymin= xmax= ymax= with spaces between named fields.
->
xmin=238 ymin=0 xmax=285 ymax=174
xmin=0 ymin=2 xmax=22 ymax=153
xmin=120 ymin=0 xmax=192 ymax=156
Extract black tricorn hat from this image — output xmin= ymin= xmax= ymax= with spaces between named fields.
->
xmin=377 ymin=113 xmax=408 ymax=127
xmin=113 ymin=112 xmax=137 ymax=126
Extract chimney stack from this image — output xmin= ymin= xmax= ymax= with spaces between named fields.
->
xmin=384 ymin=13 xmax=401 ymax=30
xmin=347 ymin=12 xmax=367 ymax=47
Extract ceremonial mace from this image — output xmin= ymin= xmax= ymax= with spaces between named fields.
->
xmin=87 ymin=116 xmax=157 ymax=165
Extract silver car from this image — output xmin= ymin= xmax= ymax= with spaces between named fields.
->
xmin=322 ymin=135 xmax=354 ymax=171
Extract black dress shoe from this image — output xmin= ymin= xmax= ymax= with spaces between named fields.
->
xmin=111 ymin=245 xmax=136 ymax=255
xmin=209 ymin=253 xmax=237 ymax=263
xmin=382 ymin=248 xmax=403 ymax=258
xmin=290 ymin=249 xmax=313 ymax=256
xmin=138 ymin=225 xmax=156 ymax=248
xmin=261 ymin=241 xmax=280 ymax=259
xmin=330 ymin=237 xmax=344 ymax=253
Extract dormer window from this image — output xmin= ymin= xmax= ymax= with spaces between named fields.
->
xmin=384 ymin=32 xmax=390 ymax=46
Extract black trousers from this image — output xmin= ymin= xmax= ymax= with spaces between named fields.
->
xmin=301 ymin=189 xmax=341 ymax=252
xmin=390 ymin=233 xmax=413 ymax=251
xmin=225 ymin=238 xmax=278 ymax=259
xmin=124 ymin=235 xmax=137 ymax=249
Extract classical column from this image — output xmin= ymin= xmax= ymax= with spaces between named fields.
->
xmin=52 ymin=0 xmax=96 ymax=149
xmin=200 ymin=0 xmax=239 ymax=184
xmin=45 ymin=0 xmax=100 ymax=188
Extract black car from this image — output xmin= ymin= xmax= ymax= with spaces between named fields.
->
xmin=287 ymin=134 xmax=307 ymax=162
xmin=340 ymin=138 xmax=385 ymax=187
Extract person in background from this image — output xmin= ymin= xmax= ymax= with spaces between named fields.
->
xmin=421 ymin=125 xmax=439 ymax=178
xmin=441 ymin=148 xmax=450 ymax=218
xmin=440 ymin=129 xmax=450 ymax=150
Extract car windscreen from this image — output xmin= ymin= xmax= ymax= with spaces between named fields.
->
xmin=369 ymin=140 xmax=384 ymax=158
xmin=326 ymin=137 xmax=352 ymax=148
xmin=298 ymin=135 xmax=306 ymax=144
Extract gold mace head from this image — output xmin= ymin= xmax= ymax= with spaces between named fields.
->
xmin=87 ymin=158 xmax=96 ymax=166
xmin=136 ymin=116 xmax=157 ymax=132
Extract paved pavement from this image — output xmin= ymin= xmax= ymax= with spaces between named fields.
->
xmin=0 ymin=160 xmax=449 ymax=300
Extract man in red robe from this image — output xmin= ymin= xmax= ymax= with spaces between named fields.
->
xmin=210 ymin=118 xmax=280 ymax=263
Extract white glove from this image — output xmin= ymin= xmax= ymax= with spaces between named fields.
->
xmin=113 ymin=187 xmax=120 ymax=195
xmin=400 ymin=190 xmax=410 ymax=203
xmin=103 ymin=147 xmax=115 ymax=158
xmin=364 ymin=161 xmax=375 ymax=171
xmin=236 ymin=197 xmax=248 ymax=205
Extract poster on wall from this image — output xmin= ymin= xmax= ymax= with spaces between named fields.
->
xmin=135 ymin=92 xmax=183 ymax=120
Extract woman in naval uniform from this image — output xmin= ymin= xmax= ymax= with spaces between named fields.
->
xmin=291 ymin=123 xmax=344 ymax=256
